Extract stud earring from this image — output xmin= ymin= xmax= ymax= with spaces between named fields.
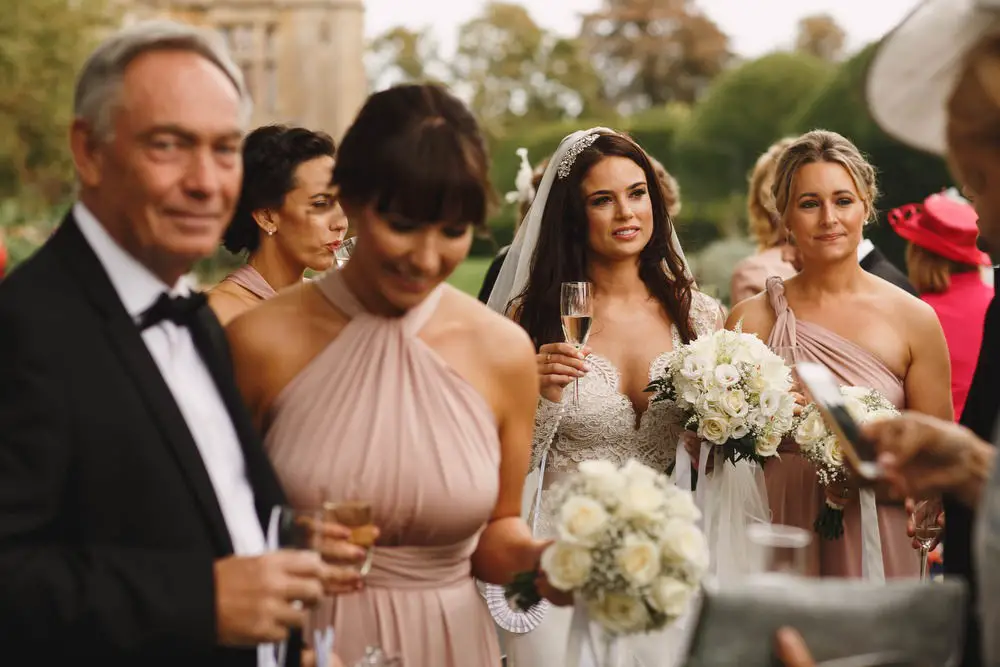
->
xmin=267 ymin=228 xmax=275 ymax=236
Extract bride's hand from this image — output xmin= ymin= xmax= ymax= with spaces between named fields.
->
xmin=681 ymin=431 xmax=715 ymax=475
xmin=537 ymin=343 xmax=590 ymax=403
xmin=824 ymin=480 xmax=853 ymax=507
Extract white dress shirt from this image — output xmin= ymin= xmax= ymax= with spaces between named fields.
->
xmin=73 ymin=202 xmax=267 ymax=557
xmin=857 ymin=237 xmax=875 ymax=262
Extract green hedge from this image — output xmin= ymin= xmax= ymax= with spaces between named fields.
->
xmin=787 ymin=43 xmax=954 ymax=269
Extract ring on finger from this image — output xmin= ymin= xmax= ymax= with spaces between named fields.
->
xmin=841 ymin=488 xmax=849 ymax=498
xmin=546 ymin=352 xmax=551 ymax=363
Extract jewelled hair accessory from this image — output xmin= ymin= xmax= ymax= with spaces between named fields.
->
xmin=556 ymin=133 xmax=601 ymax=179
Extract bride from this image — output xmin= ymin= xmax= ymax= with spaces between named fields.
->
xmin=485 ymin=128 xmax=724 ymax=666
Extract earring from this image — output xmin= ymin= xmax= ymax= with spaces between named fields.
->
xmin=267 ymin=228 xmax=275 ymax=236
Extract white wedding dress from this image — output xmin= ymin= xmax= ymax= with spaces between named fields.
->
xmin=503 ymin=290 xmax=723 ymax=667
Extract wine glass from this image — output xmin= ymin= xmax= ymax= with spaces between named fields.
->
xmin=323 ymin=499 xmax=377 ymax=577
xmin=747 ymin=523 xmax=812 ymax=579
xmin=267 ymin=506 xmax=327 ymax=667
xmin=560 ymin=282 xmax=593 ymax=405
xmin=335 ymin=236 xmax=356 ymax=269
xmin=912 ymin=499 xmax=943 ymax=582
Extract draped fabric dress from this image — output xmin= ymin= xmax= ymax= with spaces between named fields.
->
xmin=220 ymin=264 xmax=279 ymax=301
xmin=764 ymin=277 xmax=918 ymax=578
xmin=264 ymin=269 xmax=502 ymax=667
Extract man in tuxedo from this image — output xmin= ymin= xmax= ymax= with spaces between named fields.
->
xmin=857 ymin=237 xmax=919 ymax=296
xmin=0 ymin=21 xmax=343 ymax=667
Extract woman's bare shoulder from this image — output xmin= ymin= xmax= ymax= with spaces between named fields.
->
xmin=226 ymin=283 xmax=329 ymax=359
xmin=207 ymin=283 xmax=255 ymax=327
xmin=443 ymin=286 xmax=536 ymax=369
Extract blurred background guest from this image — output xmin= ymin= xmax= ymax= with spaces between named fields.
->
xmin=478 ymin=149 xmax=548 ymax=302
xmin=208 ymin=124 xmax=347 ymax=325
xmin=889 ymin=191 xmax=993 ymax=420
xmin=730 ymin=137 xmax=798 ymax=305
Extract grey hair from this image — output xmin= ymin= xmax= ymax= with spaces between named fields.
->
xmin=74 ymin=19 xmax=253 ymax=141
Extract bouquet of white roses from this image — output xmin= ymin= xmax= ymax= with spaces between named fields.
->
xmin=506 ymin=459 xmax=708 ymax=636
xmin=793 ymin=386 xmax=899 ymax=540
xmin=646 ymin=326 xmax=797 ymax=466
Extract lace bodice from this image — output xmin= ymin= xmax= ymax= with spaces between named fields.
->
xmin=531 ymin=291 xmax=724 ymax=477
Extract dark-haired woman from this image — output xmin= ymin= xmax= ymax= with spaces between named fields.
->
xmin=207 ymin=124 xmax=348 ymax=325
xmin=487 ymin=128 xmax=724 ymax=667
xmin=226 ymin=84 xmax=546 ymax=667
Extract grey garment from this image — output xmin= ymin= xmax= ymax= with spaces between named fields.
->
xmin=975 ymin=423 xmax=1000 ymax=665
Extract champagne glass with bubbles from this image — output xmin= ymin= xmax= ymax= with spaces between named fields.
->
xmin=560 ymin=282 xmax=593 ymax=406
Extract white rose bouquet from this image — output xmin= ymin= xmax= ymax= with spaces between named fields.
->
xmin=646 ymin=325 xmax=797 ymax=466
xmin=505 ymin=459 xmax=708 ymax=637
xmin=793 ymin=386 xmax=899 ymax=540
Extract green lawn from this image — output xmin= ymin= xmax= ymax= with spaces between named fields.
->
xmin=448 ymin=256 xmax=492 ymax=297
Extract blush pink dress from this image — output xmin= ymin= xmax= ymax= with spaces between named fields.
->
xmin=263 ymin=269 xmax=502 ymax=666
xmin=764 ymin=277 xmax=919 ymax=578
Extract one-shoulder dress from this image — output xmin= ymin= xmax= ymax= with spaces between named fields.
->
xmin=764 ymin=277 xmax=918 ymax=578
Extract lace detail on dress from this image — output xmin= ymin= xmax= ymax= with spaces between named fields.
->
xmin=529 ymin=290 xmax=723 ymax=477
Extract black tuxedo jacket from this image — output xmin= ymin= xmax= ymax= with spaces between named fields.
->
xmin=950 ymin=271 xmax=1000 ymax=667
xmin=0 ymin=215 xmax=286 ymax=666
xmin=859 ymin=246 xmax=918 ymax=296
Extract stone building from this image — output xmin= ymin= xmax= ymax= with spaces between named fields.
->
xmin=122 ymin=0 xmax=367 ymax=140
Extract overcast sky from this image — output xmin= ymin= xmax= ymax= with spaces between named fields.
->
xmin=364 ymin=0 xmax=922 ymax=59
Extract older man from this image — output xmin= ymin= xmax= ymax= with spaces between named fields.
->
xmin=0 ymin=21 xmax=350 ymax=667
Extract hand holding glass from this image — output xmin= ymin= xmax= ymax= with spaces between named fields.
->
xmin=323 ymin=500 xmax=377 ymax=577
xmin=560 ymin=282 xmax=593 ymax=405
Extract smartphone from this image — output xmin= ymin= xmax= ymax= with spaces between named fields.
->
xmin=794 ymin=362 xmax=882 ymax=480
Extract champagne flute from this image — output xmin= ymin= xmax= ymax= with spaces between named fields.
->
xmin=334 ymin=236 xmax=356 ymax=269
xmin=323 ymin=499 xmax=377 ymax=577
xmin=912 ymin=499 xmax=942 ymax=582
xmin=747 ymin=523 xmax=812 ymax=579
xmin=560 ymin=281 xmax=593 ymax=406
xmin=267 ymin=506 xmax=327 ymax=667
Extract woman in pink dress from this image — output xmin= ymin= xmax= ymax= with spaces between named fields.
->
xmin=226 ymin=84 xmax=549 ymax=667
xmin=888 ymin=191 xmax=994 ymax=420
xmin=208 ymin=125 xmax=348 ymax=325
xmin=730 ymin=137 xmax=799 ymax=305
xmin=730 ymin=130 xmax=953 ymax=578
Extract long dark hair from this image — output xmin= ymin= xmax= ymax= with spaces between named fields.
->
xmin=513 ymin=132 xmax=695 ymax=347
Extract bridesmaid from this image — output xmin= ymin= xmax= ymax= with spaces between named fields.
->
xmin=729 ymin=129 xmax=953 ymax=578
xmin=208 ymin=124 xmax=348 ymax=325
xmin=226 ymin=84 xmax=548 ymax=666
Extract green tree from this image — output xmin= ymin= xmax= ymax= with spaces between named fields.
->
xmin=0 ymin=0 xmax=116 ymax=214
xmin=453 ymin=2 xmax=605 ymax=133
xmin=673 ymin=52 xmax=833 ymax=216
xmin=787 ymin=42 xmax=954 ymax=269
xmin=368 ymin=26 xmax=444 ymax=88
xmin=795 ymin=14 xmax=847 ymax=62
xmin=581 ymin=0 xmax=732 ymax=111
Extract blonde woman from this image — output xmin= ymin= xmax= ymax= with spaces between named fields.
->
xmin=730 ymin=137 xmax=798 ymax=304
xmin=729 ymin=129 xmax=953 ymax=578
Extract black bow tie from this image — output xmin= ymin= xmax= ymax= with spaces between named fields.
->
xmin=138 ymin=292 xmax=208 ymax=331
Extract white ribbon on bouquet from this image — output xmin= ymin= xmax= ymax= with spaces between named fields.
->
xmin=673 ymin=439 xmax=771 ymax=583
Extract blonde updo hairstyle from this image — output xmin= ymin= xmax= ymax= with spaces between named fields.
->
xmin=771 ymin=130 xmax=879 ymax=235
xmin=747 ymin=137 xmax=796 ymax=250
xmin=648 ymin=155 xmax=683 ymax=218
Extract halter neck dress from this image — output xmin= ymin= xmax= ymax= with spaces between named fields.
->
xmin=263 ymin=269 xmax=502 ymax=666
xmin=765 ymin=277 xmax=918 ymax=578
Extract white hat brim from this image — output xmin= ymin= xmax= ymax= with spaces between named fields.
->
xmin=866 ymin=0 xmax=1000 ymax=156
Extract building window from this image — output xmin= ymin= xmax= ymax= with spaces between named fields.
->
xmin=264 ymin=62 xmax=278 ymax=114
xmin=265 ymin=23 xmax=278 ymax=53
xmin=241 ymin=62 xmax=256 ymax=103
xmin=233 ymin=24 xmax=254 ymax=55
xmin=216 ymin=24 xmax=233 ymax=51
